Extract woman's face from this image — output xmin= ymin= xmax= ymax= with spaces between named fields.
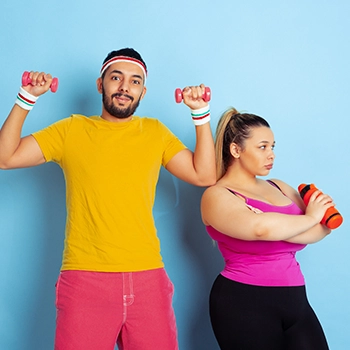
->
xmin=237 ymin=126 xmax=275 ymax=177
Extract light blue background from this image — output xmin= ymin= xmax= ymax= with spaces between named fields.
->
xmin=1 ymin=1 xmax=349 ymax=349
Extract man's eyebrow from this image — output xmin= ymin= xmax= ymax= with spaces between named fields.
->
xmin=109 ymin=69 xmax=143 ymax=80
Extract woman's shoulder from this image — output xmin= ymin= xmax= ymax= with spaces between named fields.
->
xmin=202 ymin=182 xmax=246 ymax=205
xmin=202 ymin=182 xmax=226 ymax=197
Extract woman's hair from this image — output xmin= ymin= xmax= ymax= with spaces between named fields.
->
xmin=215 ymin=107 xmax=270 ymax=180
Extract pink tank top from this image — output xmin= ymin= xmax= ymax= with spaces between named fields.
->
xmin=206 ymin=181 xmax=307 ymax=287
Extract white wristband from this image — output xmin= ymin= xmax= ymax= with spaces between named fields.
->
xmin=191 ymin=105 xmax=210 ymax=126
xmin=15 ymin=87 xmax=38 ymax=110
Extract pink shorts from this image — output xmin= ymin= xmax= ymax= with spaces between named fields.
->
xmin=54 ymin=268 xmax=178 ymax=350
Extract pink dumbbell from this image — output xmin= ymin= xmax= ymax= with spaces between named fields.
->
xmin=175 ymin=87 xmax=211 ymax=103
xmin=22 ymin=71 xmax=59 ymax=93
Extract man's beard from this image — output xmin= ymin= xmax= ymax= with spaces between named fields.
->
xmin=102 ymin=87 xmax=141 ymax=119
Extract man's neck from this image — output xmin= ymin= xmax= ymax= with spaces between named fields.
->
xmin=100 ymin=113 xmax=133 ymax=123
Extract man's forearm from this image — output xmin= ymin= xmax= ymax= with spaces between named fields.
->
xmin=193 ymin=122 xmax=216 ymax=185
xmin=0 ymin=105 xmax=29 ymax=167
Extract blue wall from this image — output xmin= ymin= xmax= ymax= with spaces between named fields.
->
xmin=1 ymin=1 xmax=349 ymax=349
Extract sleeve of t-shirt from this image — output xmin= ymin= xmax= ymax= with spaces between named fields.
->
xmin=31 ymin=116 xmax=73 ymax=164
xmin=157 ymin=120 xmax=187 ymax=167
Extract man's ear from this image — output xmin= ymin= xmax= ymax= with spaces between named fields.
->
xmin=96 ymin=77 xmax=103 ymax=94
xmin=140 ymin=86 xmax=147 ymax=100
xmin=230 ymin=143 xmax=241 ymax=159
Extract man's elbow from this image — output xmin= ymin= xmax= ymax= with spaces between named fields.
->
xmin=0 ymin=160 xmax=10 ymax=170
xmin=0 ymin=158 xmax=22 ymax=170
xmin=194 ymin=174 xmax=217 ymax=187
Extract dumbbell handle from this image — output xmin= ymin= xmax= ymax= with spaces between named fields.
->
xmin=175 ymin=87 xmax=211 ymax=103
xmin=298 ymin=183 xmax=343 ymax=229
xmin=22 ymin=71 xmax=59 ymax=93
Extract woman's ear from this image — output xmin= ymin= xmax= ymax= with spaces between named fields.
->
xmin=230 ymin=143 xmax=241 ymax=159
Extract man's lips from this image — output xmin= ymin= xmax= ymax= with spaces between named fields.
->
xmin=113 ymin=93 xmax=133 ymax=103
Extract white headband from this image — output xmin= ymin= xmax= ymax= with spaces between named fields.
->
xmin=100 ymin=56 xmax=147 ymax=84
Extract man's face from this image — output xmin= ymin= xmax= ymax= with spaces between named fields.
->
xmin=97 ymin=61 xmax=146 ymax=121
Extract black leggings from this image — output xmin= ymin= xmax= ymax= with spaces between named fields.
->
xmin=209 ymin=275 xmax=329 ymax=350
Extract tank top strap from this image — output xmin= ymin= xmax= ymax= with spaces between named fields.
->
xmin=227 ymin=180 xmax=285 ymax=200
xmin=266 ymin=179 xmax=286 ymax=195
xmin=226 ymin=188 xmax=247 ymax=201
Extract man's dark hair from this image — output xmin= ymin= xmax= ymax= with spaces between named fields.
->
xmin=102 ymin=48 xmax=147 ymax=70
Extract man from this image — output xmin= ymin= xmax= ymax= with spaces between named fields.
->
xmin=0 ymin=48 xmax=215 ymax=349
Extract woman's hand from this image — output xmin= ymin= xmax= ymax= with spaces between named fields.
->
xmin=304 ymin=190 xmax=335 ymax=224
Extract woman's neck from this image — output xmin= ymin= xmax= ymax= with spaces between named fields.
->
xmin=219 ymin=166 xmax=259 ymax=189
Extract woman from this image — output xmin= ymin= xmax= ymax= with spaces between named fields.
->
xmin=201 ymin=108 xmax=332 ymax=350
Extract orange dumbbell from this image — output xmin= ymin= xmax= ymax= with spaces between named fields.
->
xmin=298 ymin=183 xmax=343 ymax=229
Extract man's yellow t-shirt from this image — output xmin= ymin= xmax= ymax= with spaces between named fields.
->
xmin=32 ymin=115 xmax=186 ymax=272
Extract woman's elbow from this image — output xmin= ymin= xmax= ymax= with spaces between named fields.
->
xmin=253 ymin=223 xmax=271 ymax=240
